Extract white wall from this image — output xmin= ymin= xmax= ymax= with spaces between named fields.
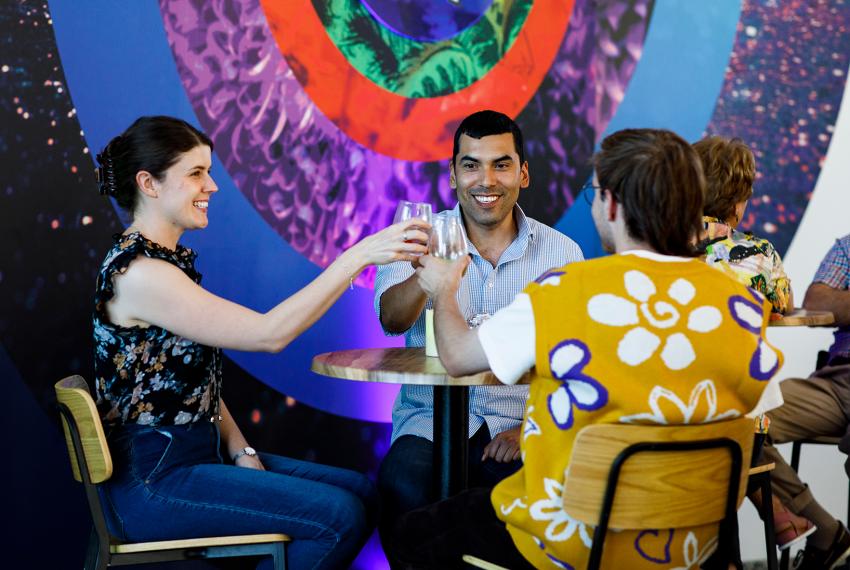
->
xmin=740 ymin=63 xmax=850 ymax=561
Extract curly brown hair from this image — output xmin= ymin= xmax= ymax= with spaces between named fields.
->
xmin=693 ymin=136 xmax=755 ymax=223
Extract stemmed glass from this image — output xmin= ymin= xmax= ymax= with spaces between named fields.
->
xmin=393 ymin=201 xmax=433 ymax=225
xmin=428 ymin=213 xmax=468 ymax=260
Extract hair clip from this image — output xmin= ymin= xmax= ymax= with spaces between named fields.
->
xmin=95 ymin=165 xmax=108 ymax=196
xmin=95 ymin=152 xmax=116 ymax=197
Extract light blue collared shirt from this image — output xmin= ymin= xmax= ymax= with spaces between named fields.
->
xmin=374 ymin=204 xmax=584 ymax=442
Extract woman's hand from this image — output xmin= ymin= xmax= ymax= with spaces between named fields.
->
xmin=354 ymin=219 xmax=430 ymax=267
xmin=234 ymin=454 xmax=266 ymax=471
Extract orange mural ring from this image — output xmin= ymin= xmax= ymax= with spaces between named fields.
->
xmin=260 ymin=0 xmax=575 ymax=161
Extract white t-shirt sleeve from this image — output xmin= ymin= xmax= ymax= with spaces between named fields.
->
xmin=477 ymin=293 xmax=536 ymax=385
xmin=745 ymin=375 xmax=785 ymax=418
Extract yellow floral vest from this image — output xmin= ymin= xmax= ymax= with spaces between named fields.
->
xmin=491 ymin=253 xmax=782 ymax=569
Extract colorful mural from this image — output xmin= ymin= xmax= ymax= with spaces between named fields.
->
xmin=2 ymin=2 xmax=849 ymax=565
xmin=160 ymin=0 xmax=652 ymax=283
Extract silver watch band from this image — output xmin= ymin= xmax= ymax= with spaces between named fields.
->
xmin=232 ymin=447 xmax=255 ymax=461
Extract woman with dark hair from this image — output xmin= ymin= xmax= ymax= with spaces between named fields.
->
xmin=694 ymin=135 xmax=793 ymax=315
xmin=92 ymin=116 xmax=429 ymax=569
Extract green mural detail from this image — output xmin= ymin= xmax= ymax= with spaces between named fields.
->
xmin=312 ymin=0 xmax=532 ymax=98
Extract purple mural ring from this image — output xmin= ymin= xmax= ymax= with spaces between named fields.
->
xmin=159 ymin=0 xmax=652 ymax=285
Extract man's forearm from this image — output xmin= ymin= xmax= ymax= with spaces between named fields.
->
xmin=803 ymin=283 xmax=850 ymax=326
xmin=434 ymin=294 xmax=489 ymax=377
xmin=379 ymin=274 xmax=428 ymax=333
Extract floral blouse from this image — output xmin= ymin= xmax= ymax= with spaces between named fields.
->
xmin=698 ymin=217 xmax=792 ymax=315
xmin=93 ymin=232 xmax=222 ymax=427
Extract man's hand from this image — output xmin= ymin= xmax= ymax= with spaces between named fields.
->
xmin=481 ymin=426 xmax=521 ymax=463
xmin=415 ymin=254 xmax=469 ymax=299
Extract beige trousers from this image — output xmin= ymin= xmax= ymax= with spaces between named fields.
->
xmin=761 ymin=363 xmax=850 ymax=519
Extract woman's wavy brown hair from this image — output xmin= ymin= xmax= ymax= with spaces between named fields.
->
xmin=693 ymin=135 xmax=755 ymax=223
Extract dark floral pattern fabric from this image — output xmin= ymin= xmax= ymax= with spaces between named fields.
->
xmin=93 ymin=232 xmax=222 ymax=427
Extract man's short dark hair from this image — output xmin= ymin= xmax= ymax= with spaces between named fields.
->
xmin=593 ymin=129 xmax=706 ymax=257
xmin=452 ymin=110 xmax=525 ymax=165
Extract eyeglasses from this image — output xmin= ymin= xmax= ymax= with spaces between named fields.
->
xmin=581 ymin=180 xmax=601 ymax=205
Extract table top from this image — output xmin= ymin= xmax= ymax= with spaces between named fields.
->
xmin=768 ymin=309 xmax=835 ymax=327
xmin=311 ymin=347 xmax=531 ymax=386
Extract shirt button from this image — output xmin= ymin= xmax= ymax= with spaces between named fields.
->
xmin=488 ymin=281 xmax=494 ymax=288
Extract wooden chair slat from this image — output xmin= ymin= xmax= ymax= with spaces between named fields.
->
xmin=461 ymin=554 xmax=510 ymax=570
xmin=55 ymin=375 xmax=112 ymax=484
xmin=111 ymin=533 xmax=291 ymax=554
xmin=563 ymin=418 xmax=753 ymax=530
xmin=748 ymin=462 xmax=776 ymax=476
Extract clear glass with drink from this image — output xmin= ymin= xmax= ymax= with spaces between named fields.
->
xmin=393 ymin=201 xmax=433 ymax=225
xmin=428 ymin=213 xmax=468 ymax=260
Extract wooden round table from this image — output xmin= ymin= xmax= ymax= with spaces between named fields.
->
xmin=312 ymin=347 xmax=530 ymax=499
xmin=768 ymin=309 xmax=834 ymax=327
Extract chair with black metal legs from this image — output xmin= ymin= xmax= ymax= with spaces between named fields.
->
xmin=464 ymin=418 xmax=755 ymax=570
xmin=55 ymin=375 xmax=290 ymax=570
xmin=749 ymin=461 xmax=780 ymax=570
xmin=562 ymin=418 xmax=754 ymax=570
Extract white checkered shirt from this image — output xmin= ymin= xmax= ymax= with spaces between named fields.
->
xmin=374 ymin=204 xmax=584 ymax=442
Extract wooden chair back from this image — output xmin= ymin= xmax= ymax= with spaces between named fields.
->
xmin=55 ymin=375 xmax=112 ymax=484
xmin=563 ymin=418 xmax=753 ymax=530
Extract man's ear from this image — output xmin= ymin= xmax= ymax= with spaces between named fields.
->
xmin=520 ymin=161 xmax=529 ymax=189
xmin=606 ymin=190 xmax=619 ymax=222
xmin=449 ymin=161 xmax=457 ymax=189
xmin=135 ymin=171 xmax=158 ymax=199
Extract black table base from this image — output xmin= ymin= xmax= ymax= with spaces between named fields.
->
xmin=433 ymin=385 xmax=469 ymax=500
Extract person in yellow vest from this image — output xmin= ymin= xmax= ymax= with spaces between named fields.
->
xmin=386 ymin=128 xmax=784 ymax=569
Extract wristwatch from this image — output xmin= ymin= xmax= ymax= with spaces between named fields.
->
xmin=232 ymin=446 xmax=257 ymax=462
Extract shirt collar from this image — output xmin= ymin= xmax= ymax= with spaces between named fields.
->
xmin=450 ymin=203 xmax=534 ymax=261
xmin=621 ymin=249 xmax=693 ymax=263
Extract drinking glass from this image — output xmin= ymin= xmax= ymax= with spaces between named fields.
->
xmin=393 ymin=200 xmax=433 ymax=225
xmin=428 ymin=213 xmax=468 ymax=260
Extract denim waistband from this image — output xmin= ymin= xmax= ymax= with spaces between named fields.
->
xmin=108 ymin=421 xmax=222 ymax=484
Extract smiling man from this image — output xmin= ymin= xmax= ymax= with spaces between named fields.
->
xmin=373 ymin=110 xmax=583 ymax=557
xmin=387 ymin=128 xmax=784 ymax=570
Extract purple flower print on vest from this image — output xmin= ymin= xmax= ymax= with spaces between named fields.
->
xmin=547 ymin=339 xmax=608 ymax=430
xmin=728 ymin=294 xmax=780 ymax=380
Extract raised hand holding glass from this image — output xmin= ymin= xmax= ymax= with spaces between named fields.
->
xmin=429 ymin=213 xmax=468 ymax=260
xmin=393 ymin=200 xmax=433 ymax=225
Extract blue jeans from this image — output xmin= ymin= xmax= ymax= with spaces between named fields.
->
xmin=377 ymin=425 xmax=521 ymax=559
xmin=101 ymin=422 xmax=377 ymax=570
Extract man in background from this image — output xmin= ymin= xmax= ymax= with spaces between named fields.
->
xmin=762 ymin=234 xmax=850 ymax=569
